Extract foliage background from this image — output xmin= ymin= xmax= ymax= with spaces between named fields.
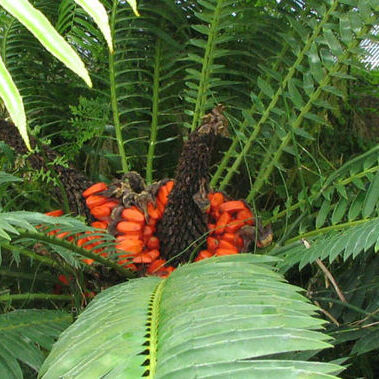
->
xmin=0 ymin=0 xmax=378 ymax=377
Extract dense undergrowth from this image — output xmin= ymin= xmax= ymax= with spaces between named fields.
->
xmin=0 ymin=0 xmax=378 ymax=378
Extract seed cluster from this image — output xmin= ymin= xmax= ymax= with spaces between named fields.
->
xmin=199 ymin=193 xmax=255 ymax=261
xmin=82 ymin=181 xmax=175 ymax=278
xmin=83 ymin=181 xmax=259 ymax=269
xmin=45 ymin=179 xmax=267 ymax=279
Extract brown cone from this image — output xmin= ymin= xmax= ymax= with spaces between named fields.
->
xmin=156 ymin=105 xmax=228 ymax=265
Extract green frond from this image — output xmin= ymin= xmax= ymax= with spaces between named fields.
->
xmin=0 ymin=5 xmax=79 ymax=134
xmin=40 ymin=255 xmax=343 ymax=378
xmin=212 ymin=0 xmax=378 ymax=199
xmin=210 ymin=42 xmax=290 ymax=188
xmin=0 ymin=54 xmax=29 ymax=150
xmin=0 ymin=309 xmax=72 ymax=379
xmin=0 ymin=211 xmax=134 ymax=277
xmin=350 ymin=327 xmax=379 ymax=356
xmin=0 ymin=211 xmax=38 ymax=240
xmin=273 ymin=217 xmax=379 ymax=272
xmin=55 ymin=0 xmax=77 ymax=34
xmin=0 ymin=211 xmax=91 ymax=240
xmin=104 ymin=0 xmax=190 ymax=177
xmin=72 ymin=0 xmax=113 ymax=52
xmin=184 ymin=0 xmax=281 ymax=131
xmin=330 ymin=323 xmax=379 ymax=360
xmin=264 ymin=145 xmax=379 ymax=240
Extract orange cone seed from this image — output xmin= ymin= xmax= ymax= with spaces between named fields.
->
xmin=219 ymin=200 xmax=247 ymax=214
xmin=90 ymin=205 xmax=111 ymax=219
xmin=236 ymin=209 xmax=254 ymax=225
xmin=82 ymin=182 xmax=108 ymax=198
xmin=218 ymin=240 xmax=238 ymax=251
xmin=117 ymin=221 xmax=143 ymax=234
xmin=45 ymin=209 xmax=64 ymax=217
xmin=209 ymin=192 xmax=224 ymax=209
xmin=43 ymin=182 xmax=261 ymax=284
xmin=215 ymin=212 xmax=232 ymax=234
xmin=121 ymin=206 xmax=145 ymax=224
xmin=85 ymin=195 xmax=108 ymax=209
xmin=195 ymin=250 xmax=213 ymax=262
xmin=116 ymin=239 xmax=144 ymax=254
xmin=215 ymin=248 xmax=238 ymax=256
xmin=158 ymin=185 xmax=169 ymax=205
xmin=147 ymin=202 xmax=161 ymax=219
xmin=147 ymin=236 xmax=160 ymax=250
xmin=91 ymin=221 xmax=108 ymax=229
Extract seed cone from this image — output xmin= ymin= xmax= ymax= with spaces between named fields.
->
xmin=156 ymin=105 xmax=228 ymax=265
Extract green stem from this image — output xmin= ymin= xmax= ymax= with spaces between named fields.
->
xmin=338 ymin=165 xmax=379 ymax=186
xmin=17 ymin=232 xmax=136 ymax=278
xmin=109 ymin=0 xmax=129 ymax=173
xmin=1 ymin=242 xmax=74 ymax=275
xmin=286 ymin=99 xmax=309 ymax=209
xmin=218 ymin=0 xmax=338 ymax=191
xmin=146 ymin=38 xmax=161 ymax=184
xmin=191 ymin=0 xmax=224 ymax=131
xmin=148 ymin=279 xmax=165 ymax=378
xmin=285 ymin=218 xmax=375 ymax=244
xmin=264 ymin=199 xmax=307 ymax=226
xmin=269 ymin=240 xmax=304 ymax=256
xmin=0 ymin=293 xmax=72 ymax=302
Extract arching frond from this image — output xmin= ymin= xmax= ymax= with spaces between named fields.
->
xmin=40 ymin=255 xmax=343 ymax=378
xmin=0 ymin=0 xmax=95 ymax=149
xmin=0 ymin=211 xmax=133 ymax=277
xmin=273 ymin=217 xmax=379 ymax=272
xmin=212 ymin=0 xmax=378 ymax=200
xmin=263 ymin=145 xmax=379 ymax=241
xmin=184 ymin=0 xmax=283 ymax=131
xmin=107 ymin=0 xmax=190 ymax=177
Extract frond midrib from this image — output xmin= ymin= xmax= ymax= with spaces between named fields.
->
xmin=148 ymin=278 xmax=166 ymax=378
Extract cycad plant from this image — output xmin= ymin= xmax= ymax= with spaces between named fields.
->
xmin=0 ymin=0 xmax=378 ymax=377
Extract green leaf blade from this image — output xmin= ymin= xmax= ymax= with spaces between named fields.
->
xmin=0 ymin=0 xmax=92 ymax=87
xmin=362 ymin=170 xmax=379 ymax=218
xmin=0 ymin=56 xmax=30 ymax=150
xmin=73 ymin=0 xmax=113 ymax=52
xmin=331 ymin=198 xmax=348 ymax=225
xmin=125 ymin=0 xmax=140 ymax=17
xmin=316 ymin=200 xmax=331 ymax=229
xmin=40 ymin=256 xmax=340 ymax=378
xmin=40 ymin=277 xmax=160 ymax=378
